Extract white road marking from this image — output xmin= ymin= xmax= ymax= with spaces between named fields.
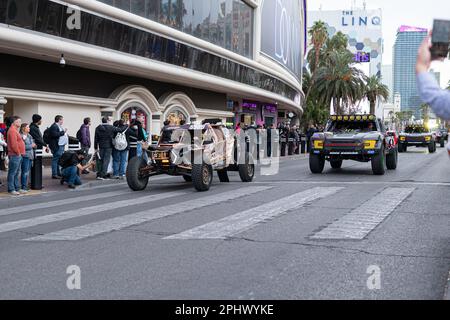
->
xmin=248 ymin=181 xmax=450 ymax=187
xmin=0 ymin=191 xmax=130 ymax=217
xmin=24 ymin=186 xmax=272 ymax=241
xmin=0 ymin=191 xmax=187 ymax=234
xmin=310 ymin=187 xmax=415 ymax=240
xmin=165 ymin=187 xmax=344 ymax=240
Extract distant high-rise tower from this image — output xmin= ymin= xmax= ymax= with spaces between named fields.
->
xmin=381 ymin=65 xmax=393 ymax=103
xmin=393 ymin=26 xmax=428 ymax=116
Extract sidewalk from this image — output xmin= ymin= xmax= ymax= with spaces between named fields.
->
xmin=445 ymin=270 xmax=450 ymax=300
xmin=0 ymin=153 xmax=309 ymax=198
xmin=0 ymin=165 xmax=100 ymax=198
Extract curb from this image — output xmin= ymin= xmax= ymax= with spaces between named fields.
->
xmin=444 ymin=270 xmax=450 ymax=300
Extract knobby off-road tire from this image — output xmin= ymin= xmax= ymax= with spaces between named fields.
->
xmin=238 ymin=154 xmax=255 ymax=182
xmin=309 ymin=153 xmax=325 ymax=174
xmin=428 ymin=142 xmax=436 ymax=153
xmin=330 ymin=160 xmax=343 ymax=169
xmin=398 ymin=144 xmax=407 ymax=153
xmin=386 ymin=148 xmax=398 ymax=170
xmin=126 ymin=157 xmax=149 ymax=191
xmin=192 ymin=162 xmax=213 ymax=192
xmin=371 ymin=146 xmax=386 ymax=175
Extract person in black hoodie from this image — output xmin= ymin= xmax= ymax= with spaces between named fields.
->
xmin=29 ymin=114 xmax=47 ymax=152
xmin=94 ymin=116 xmax=120 ymax=180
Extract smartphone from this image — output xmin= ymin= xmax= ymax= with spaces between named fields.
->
xmin=431 ymin=19 xmax=450 ymax=60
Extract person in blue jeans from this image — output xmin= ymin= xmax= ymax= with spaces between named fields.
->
xmin=112 ymin=120 xmax=131 ymax=179
xmin=60 ymin=149 xmax=94 ymax=189
xmin=48 ymin=115 xmax=68 ymax=179
xmin=7 ymin=116 xmax=25 ymax=195
xmin=19 ymin=123 xmax=36 ymax=192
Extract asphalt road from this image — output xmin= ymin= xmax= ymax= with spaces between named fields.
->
xmin=0 ymin=146 xmax=449 ymax=300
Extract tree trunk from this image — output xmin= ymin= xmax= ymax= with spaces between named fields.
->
xmin=369 ymin=101 xmax=376 ymax=115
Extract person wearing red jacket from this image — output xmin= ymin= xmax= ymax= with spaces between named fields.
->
xmin=7 ymin=116 xmax=25 ymax=195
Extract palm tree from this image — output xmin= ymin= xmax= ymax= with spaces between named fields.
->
xmin=420 ymin=103 xmax=431 ymax=126
xmin=314 ymin=50 xmax=366 ymax=115
xmin=307 ymin=21 xmax=329 ymax=74
xmin=364 ymin=75 xmax=390 ymax=115
xmin=305 ymin=21 xmax=329 ymax=104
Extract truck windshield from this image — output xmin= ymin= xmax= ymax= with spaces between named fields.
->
xmin=160 ymin=129 xmax=187 ymax=144
xmin=327 ymin=121 xmax=377 ymax=133
xmin=404 ymin=126 xmax=427 ymax=134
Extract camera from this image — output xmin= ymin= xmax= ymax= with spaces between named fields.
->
xmin=431 ymin=19 xmax=450 ymax=60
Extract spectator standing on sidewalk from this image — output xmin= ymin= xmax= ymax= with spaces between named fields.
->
xmin=112 ymin=120 xmax=130 ymax=179
xmin=59 ymin=149 xmax=93 ymax=189
xmin=77 ymin=117 xmax=92 ymax=174
xmin=306 ymin=124 xmax=317 ymax=153
xmin=48 ymin=115 xmax=68 ymax=179
xmin=30 ymin=114 xmax=48 ymax=153
xmin=7 ymin=116 xmax=25 ymax=195
xmin=77 ymin=117 xmax=91 ymax=154
xmin=94 ymin=116 xmax=119 ymax=180
xmin=0 ymin=123 xmax=7 ymax=186
xmin=19 ymin=123 xmax=36 ymax=193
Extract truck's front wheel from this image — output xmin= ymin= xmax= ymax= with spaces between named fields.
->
xmin=192 ymin=162 xmax=213 ymax=192
xmin=386 ymin=148 xmax=398 ymax=170
xmin=309 ymin=153 xmax=325 ymax=174
xmin=126 ymin=157 xmax=150 ymax=191
xmin=428 ymin=141 xmax=436 ymax=153
xmin=371 ymin=147 xmax=386 ymax=175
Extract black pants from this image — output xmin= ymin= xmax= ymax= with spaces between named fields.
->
xmin=98 ymin=148 xmax=112 ymax=178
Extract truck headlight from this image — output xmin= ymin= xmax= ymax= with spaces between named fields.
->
xmin=400 ymin=136 xmax=406 ymax=141
xmin=364 ymin=140 xmax=377 ymax=149
xmin=313 ymin=140 xmax=324 ymax=149
xmin=425 ymin=136 xmax=431 ymax=141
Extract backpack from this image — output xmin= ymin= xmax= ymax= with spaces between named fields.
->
xmin=58 ymin=151 xmax=75 ymax=168
xmin=43 ymin=127 xmax=52 ymax=145
xmin=76 ymin=128 xmax=82 ymax=142
xmin=113 ymin=128 xmax=128 ymax=151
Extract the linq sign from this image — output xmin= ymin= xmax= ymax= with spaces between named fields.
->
xmin=341 ymin=11 xmax=381 ymax=27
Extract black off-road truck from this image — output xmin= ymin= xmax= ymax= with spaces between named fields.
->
xmin=309 ymin=115 xmax=398 ymax=175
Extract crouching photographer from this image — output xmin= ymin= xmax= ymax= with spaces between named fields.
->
xmin=416 ymin=20 xmax=450 ymax=156
xmin=59 ymin=149 xmax=95 ymax=189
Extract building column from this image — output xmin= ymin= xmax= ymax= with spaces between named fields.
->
xmin=0 ymin=97 xmax=6 ymax=123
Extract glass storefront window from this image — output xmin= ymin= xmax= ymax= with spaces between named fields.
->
xmin=96 ymin=0 xmax=253 ymax=59
xmin=1 ymin=0 xmax=300 ymax=102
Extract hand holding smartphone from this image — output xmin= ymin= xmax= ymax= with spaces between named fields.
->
xmin=430 ymin=19 xmax=450 ymax=60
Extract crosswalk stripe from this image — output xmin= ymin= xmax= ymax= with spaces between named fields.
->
xmin=24 ymin=186 xmax=271 ymax=241
xmin=0 ymin=191 xmax=131 ymax=217
xmin=0 ymin=191 xmax=187 ymax=234
xmin=164 ymin=187 xmax=344 ymax=240
xmin=310 ymin=187 xmax=415 ymax=240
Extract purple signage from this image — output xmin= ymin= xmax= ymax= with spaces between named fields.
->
xmin=264 ymin=104 xmax=277 ymax=114
xmin=398 ymin=25 xmax=428 ymax=33
xmin=354 ymin=52 xmax=370 ymax=63
xmin=242 ymin=101 xmax=258 ymax=111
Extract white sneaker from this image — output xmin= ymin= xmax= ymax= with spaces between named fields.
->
xmin=96 ymin=177 xmax=105 ymax=181
xmin=9 ymin=191 xmax=20 ymax=196
xmin=18 ymin=189 xmax=29 ymax=194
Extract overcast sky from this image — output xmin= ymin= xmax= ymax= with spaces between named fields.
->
xmin=306 ymin=0 xmax=450 ymax=86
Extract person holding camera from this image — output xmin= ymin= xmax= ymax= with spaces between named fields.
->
xmin=416 ymin=33 xmax=450 ymax=120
